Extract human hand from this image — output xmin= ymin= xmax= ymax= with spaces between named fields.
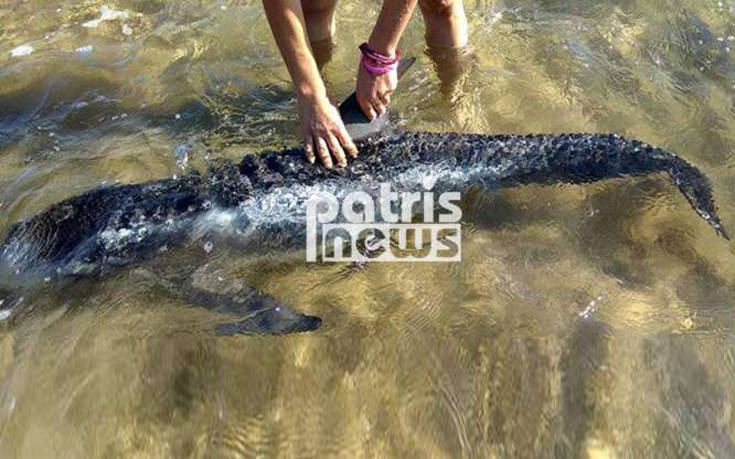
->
xmin=298 ymin=94 xmax=358 ymax=169
xmin=356 ymin=62 xmax=398 ymax=120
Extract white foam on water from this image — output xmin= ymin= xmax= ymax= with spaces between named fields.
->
xmin=82 ymin=5 xmax=129 ymax=28
xmin=389 ymin=161 xmax=502 ymax=195
xmin=197 ymin=208 xmax=236 ymax=228
xmin=239 ymin=182 xmax=340 ymax=230
xmin=75 ymin=45 xmax=94 ymax=54
xmin=175 ymin=144 xmax=189 ymax=171
xmin=190 ymin=208 xmax=243 ymax=242
xmin=231 ymin=160 xmax=498 ymax=237
xmin=3 ymin=160 xmax=501 ymax=278
xmin=10 ymin=44 xmax=34 ymax=57
xmin=99 ymin=227 xmax=139 ymax=251
xmin=232 ymin=160 xmax=500 ymax=232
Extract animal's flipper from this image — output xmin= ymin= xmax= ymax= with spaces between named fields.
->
xmin=178 ymin=283 xmax=321 ymax=335
xmin=339 ymin=57 xmax=416 ymax=141
xmin=214 ymin=304 xmax=322 ymax=336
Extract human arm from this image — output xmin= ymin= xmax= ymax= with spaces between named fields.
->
xmin=356 ymin=0 xmax=419 ymax=119
xmin=262 ymin=0 xmax=357 ymax=168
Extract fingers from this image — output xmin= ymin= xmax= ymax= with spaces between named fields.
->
xmin=299 ymin=97 xmax=359 ymax=169
xmin=373 ymin=99 xmax=386 ymax=117
xmin=361 ymin=95 xmax=385 ymax=118
xmin=306 ymin=125 xmax=356 ymax=169
xmin=316 ymin=137 xmax=333 ymax=169
xmin=326 ymin=133 xmax=347 ymax=168
xmin=304 ymin=135 xmax=316 ymax=164
xmin=356 ymin=62 xmax=397 ymax=121
xmin=367 ymin=92 xmax=392 ymax=118
xmin=358 ymin=96 xmax=377 ymax=121
xmin=377 ymin=92 xmax=391 ymax=107
xmin=336 ymin=125 xmax=358 ymax=158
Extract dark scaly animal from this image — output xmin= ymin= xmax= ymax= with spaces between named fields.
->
xmin=0 ymin=59 xmax=728 ymax=333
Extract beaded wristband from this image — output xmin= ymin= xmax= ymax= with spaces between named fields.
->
xmin=359 ymin=42 xmax=401 ymax=75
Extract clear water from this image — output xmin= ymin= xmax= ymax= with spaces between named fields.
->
xmin=2 ymin=0 xmax=735 ymax=457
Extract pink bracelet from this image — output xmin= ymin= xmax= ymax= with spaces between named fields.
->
xmin=361 ymin=54 xmax=398 ymax=75
xmin=359 ymin=42 xmax=400 ymax=76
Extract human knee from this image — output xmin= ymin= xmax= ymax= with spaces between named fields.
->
xmin=302 ymin=0 xmax=337 ymax=42
xmin=301 ymin=0 xmax=338 ymax=15
xmin=420 ymin=0 xmax=460 ymax=16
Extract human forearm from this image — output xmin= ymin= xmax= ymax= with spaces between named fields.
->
xmin=262 ymin=0 xmax=357 ymax=168
xmin=355 ymin=0 xmax=416 ymax=120
xmin=367 ymin=0 xmax=419 ymax=56
xmin=262 ymin=0 xmax=325 ymax=101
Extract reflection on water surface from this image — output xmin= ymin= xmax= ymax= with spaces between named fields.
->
xmin=2 ymin=0 xmax=735 ymax=457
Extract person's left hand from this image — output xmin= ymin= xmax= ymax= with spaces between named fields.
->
xmin=356 ymin=62 xmax=398 ymax=120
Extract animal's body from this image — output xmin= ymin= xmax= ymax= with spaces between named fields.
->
xmin=0 ymin=60 xmax=727 ymax=333
xmin=0 ymin=130 xmax=727 ymax=332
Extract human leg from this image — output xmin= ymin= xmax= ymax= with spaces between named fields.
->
xmin=301 ymin=0 xmax=339 ymax=68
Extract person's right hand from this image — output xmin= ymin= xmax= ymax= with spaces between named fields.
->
xmin=298 ymin=95 xmax=357 ymax=169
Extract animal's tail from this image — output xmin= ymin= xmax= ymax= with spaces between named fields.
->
xmin=663 ymin=154 xmax=728 ymax=239
xmin=541 ymin=134 xmax=728 ymax=239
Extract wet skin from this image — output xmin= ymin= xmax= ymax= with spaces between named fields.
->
xmin=0 ymin=60 xmax=727 ymax=333
xmin=0 ymin=128 xmax=726 ymax=334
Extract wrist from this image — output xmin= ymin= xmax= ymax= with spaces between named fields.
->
xmin=367 ymin=36 xmax=398 ymax=58
xmin=295 ymin=82 xmax=327 ymax=103
xmin=360 ymin=42 xmax=400 ymax=77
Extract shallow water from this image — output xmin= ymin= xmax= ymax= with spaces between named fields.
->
xmin=2 ymin=0 xmax=735 ymax=457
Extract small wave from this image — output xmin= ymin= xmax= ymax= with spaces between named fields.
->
xmin=82 ymin=5 xmax=129 ymax=29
